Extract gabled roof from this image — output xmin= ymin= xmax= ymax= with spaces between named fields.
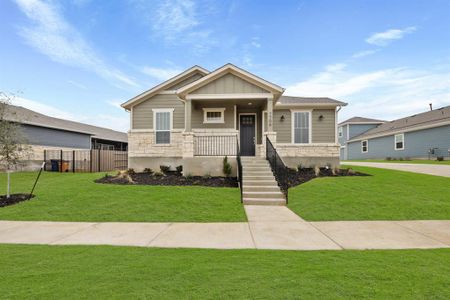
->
xmin=121 ymin=65 xmax=209 ymax=110
xmin=5 ymin=105 xmax=128 ymax=143
xmin=277 ymin=96 xmax=347 ymax=107
xmin=339 ymin=116 xmax=386 ymax=126
xmin=177 ymin=63 xmax=285 ymax=99
xmin=348 ymin=105 xmax=450 ymax=142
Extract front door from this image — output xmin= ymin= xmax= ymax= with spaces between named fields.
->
xmin=240 ymin=115 xmax=256 ymax=156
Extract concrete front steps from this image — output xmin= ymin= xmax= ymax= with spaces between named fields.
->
xmin=241 ymin=157 xmax=286 ymax=206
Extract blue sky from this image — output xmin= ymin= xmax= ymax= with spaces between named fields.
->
xmin=1 ymin=0 xmax=450 ymax=131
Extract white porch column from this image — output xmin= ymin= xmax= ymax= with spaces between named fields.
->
xmin=185 ymin=99 xmax=192 ymax=132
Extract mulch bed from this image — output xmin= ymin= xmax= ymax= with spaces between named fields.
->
xmin=96 ymin=172 xmax=238 ymax=188
xmin=287 ymin=167 xmax=369 ymax=188
xmin=97 ymin=167 xmax=367 ymax=188
xmin=0 ymin=194 xmax=35 ymax=208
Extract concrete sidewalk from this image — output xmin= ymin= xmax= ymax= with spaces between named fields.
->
xmin=0 ymin=206 xmax=449 ymax=250
xmin=343 ymin=161 xmax=450 ymax=177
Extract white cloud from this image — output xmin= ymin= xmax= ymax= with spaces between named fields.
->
xmin=13 ymin=96 xmax=78 ymax=121
xmin=14 ymin=0 xmax=138 ymax=88
xmin=352 ymin=49 xmax=379 ymax=58
xmin=132 ymin=0 xmax=217 ymax=54
xmin=106 ymin=100 xmax=123 ymax=110
xmin=67 ymin=80 xmax=87 ymax=90
xmin=286 ymin=63 xmax=392 ymax=98
xmin=286 ymin=63 xmax=450 ymax=122
xmin=153 ymin=0 xmax=199 ymax=39
xmin=12 ymin=96 xmax=129 ymax=131
xmin=366 ymin=26 xmax=416 ymax=46
xmin=141 ymin=67 xmax=182 ymax=81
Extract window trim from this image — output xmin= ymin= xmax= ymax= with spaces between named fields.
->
xmin=152 ymin=108 xmax=174 ymax=145
xmin=338 ymin=126 xmax=343 ymax=138
xmin=361 ymin=140 xmax=368 ymax=153
xmin=203 ymin=108 xmax=226 ymax=124
xmin=394 ymin=133 xmax=405 ymax=150
xmin=291 ymin=110 xmax=312 ymax=144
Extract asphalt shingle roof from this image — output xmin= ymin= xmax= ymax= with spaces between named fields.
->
xmin=350 ymin=105 xmax=450 ymax=141
xmin=4 ymin=105 xmax=127 ymax=143
xmin=278 ymin=96 xmax=346 ymax=106
xmin=339 ymin=116 xmax=386 ymax=125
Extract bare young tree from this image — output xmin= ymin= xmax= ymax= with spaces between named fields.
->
xmin=0 ymin=92 xmax=29 ymax=198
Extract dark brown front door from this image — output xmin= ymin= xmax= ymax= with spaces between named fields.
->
xmin=240 ymin=115 xmax=256 ymax=156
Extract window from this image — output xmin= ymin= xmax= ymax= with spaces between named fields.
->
xmin=153 ymin=109 xmax=173 ymax=144
xmin=395 ymin=133 xmax=404 ymax=150
xmin=292 ymin=111 xmax=311 ymax=144
xmin=203 ymin=108 xmax=225 ymax=123
xmin=361 ymin=140 xmax=368 ymax=153
xmin=338 ymin=126 xmax=343 ymax=138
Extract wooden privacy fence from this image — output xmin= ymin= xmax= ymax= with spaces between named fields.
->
xmin=43 ymin=149 xmax=128 ymax=172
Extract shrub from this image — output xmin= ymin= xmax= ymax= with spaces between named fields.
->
xmin=126 ymin=168 xmax=135 ymax=175
xmin=437 ymin=156 xmax=444 ymax=161
xmin=154 ymin=171 xmax=164 ymax=177
xmin=185 ymin=173 xmax=193 ymax=179
xmin=222 ymin=156 xmax=232 ymax=177
xmin=160 ymin=165 xmax=170 ymax=174
xmin=297 ymin=164 xmax=303 ymax=172
xmin=386 ymin=157 xmax=392 ymax=161
xmin=203 ymin=173 xmax=211 ymax=179
xmin=143 ymin=168 xmax=153 ymax=174
xmin=399 ymin=157 xmax=404 ymax=161
xmin=176 ymin=165 xmax=183 ymax=174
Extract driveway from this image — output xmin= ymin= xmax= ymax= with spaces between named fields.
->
xmin=343 ymin=161 xmax=450 ymax=177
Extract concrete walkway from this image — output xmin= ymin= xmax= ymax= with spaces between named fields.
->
xmin=0 ymin=206 xmax=449 ymax=250
xmin=343 ymin=161 xmax=450 ymax=177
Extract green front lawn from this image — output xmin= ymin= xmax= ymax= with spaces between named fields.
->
xmin=0 ymin=244 xmax=448 ymax=299
xmin=289 ymin=166 xmax=450 ymax=221
xmin=0 ymin=172 xmax=245 ymax=222
xmin=345 ymin=159 xmax=450 ymax=165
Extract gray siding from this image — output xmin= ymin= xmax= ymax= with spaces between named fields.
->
xmin=347 ymin=125 xmax=450 ymax=159
xmin=273 ymin=109 xmax=336 ymax=144
xmin=166 ymin=72 xmax=204 ymax=90
xmin=192 ymin=73 xmax=269 ymax=94
xmin=132 ymin=94 xmax=185 ymax=129
xmin=22 ymin=124 xmax=91 ymax=149
xmin=338 ymin=124 xmax=348 ymax=145
xmin=312 ymin=109 xmax=335 ymax=143
xmin=273 ymin=109 xmax=291 ymax=143
xmin=348 ymin=124 xmax=379 ymax=139
xmin=191 ymin=101 xmax=235 ymax=129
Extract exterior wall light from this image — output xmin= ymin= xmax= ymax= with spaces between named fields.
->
xmin=280 ymin=115 xmax=285 ymax=121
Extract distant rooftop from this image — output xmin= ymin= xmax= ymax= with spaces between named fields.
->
xmin=339 ymin=116 xmax=386 ymax=125
xmin=4 ymin=104 xmax=127 ymax=143
xmin=349 ymin=105 xmax=450 ymax=141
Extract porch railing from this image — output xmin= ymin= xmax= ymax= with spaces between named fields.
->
xmin=236 ymin=136 xmax=243 ymax=203
xmin=194 ymin=135 xmax=237 ymax=156
xmin=265 ymin=137 xmax=289 ymax=203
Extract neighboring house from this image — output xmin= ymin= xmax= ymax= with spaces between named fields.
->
xmin=4 ymin=105 xmax=128 ymax=168
xmin=344 ymin=105 xmax=450 ymax=160
xmin=121 ymin=64 xmax=346 ymax=176
xmin=338 ymin=117 xmax=385 ymax=160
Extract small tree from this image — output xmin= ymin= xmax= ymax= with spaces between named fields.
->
xmin=222 ymin=156 xmax=232 ymax=177
xmin=0 ymin=92 xmax=29 ymax=198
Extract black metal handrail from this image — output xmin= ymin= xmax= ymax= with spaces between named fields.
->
xmin=265 ymin=137 xmax=289 ymax=203
xmin=236 ymin=136 xmax=243 ymax=203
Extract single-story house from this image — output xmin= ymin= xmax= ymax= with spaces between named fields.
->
xmin=4 ymin=104 xmax=128 ymax=169
xmin=343 ymin=105 xmax=450 ymax=160
xmin=338 ymin=117 xmax=386 ymax=160
xmin=121 ymin=63 xmax=347 ymax=176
